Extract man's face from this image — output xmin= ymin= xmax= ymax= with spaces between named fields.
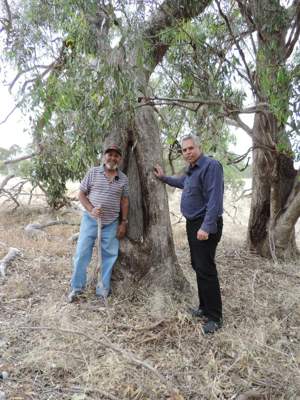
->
xmin=181 ymin=139 xmax=201 ymax=166
xmin=104 ymin=150 xmax=122 ymax=171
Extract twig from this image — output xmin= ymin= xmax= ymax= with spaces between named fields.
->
xmin=0 ymin=101 xmax=23 ymax=125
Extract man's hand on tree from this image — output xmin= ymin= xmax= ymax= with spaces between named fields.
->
xmin=154 ymin=164 xmax=164 ymax=179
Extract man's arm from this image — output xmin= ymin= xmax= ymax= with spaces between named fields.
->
xmin=117 ymin=196 xmax=129 ymax=239
xmin=200 ymin=161 xmax=224 ymax=234
xmin=78 ymin=190 xmax=101 ymax=218
xmin=154 ymin=164 xmax=185 ymax=189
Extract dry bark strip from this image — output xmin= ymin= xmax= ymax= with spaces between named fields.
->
xmin=0 ymin=247 xmax=21 ymax=277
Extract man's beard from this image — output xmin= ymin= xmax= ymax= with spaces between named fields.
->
xmin=106 ymin=162 xmax=118 ymax=171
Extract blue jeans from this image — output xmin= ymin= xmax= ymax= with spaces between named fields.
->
xmin=71 ymin=212 xmax=119 ymax=294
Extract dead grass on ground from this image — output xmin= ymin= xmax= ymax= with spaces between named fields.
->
xmin=0 ymin=205 xmax=299 ymax=400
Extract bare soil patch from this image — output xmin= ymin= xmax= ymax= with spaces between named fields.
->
xmin=0 ymin=197 xmax=299 ymax=399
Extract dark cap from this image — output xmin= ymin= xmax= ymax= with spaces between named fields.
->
xmin=104 ymin=144 xmax=122 ymax=157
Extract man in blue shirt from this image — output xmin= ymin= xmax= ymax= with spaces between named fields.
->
xmin=154 ymin=134 xmax=224 ymax=334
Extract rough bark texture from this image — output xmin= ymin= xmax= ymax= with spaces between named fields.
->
xmin=103 ymin=0 xmax=213 ymax=301
xmin=247 ymin=0 xmax=299 ymax=258
xmin=109 ymin=106 xmax=189 ymax=303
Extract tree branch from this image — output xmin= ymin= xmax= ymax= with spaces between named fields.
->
xmin=285 ymin=3 xmax=300 ymax=59
xmin=9 ymin=64 xmax=56 ymax=92
xmin=225 ymin=116 xmax=253 ymax=137
xmin=215 ymin=0 xmax=257 ymax=96
xmin=0 ymin=174 xmax=15 ymax=190
xmin=0 ymin=100 xmax=24 ymax=125
xmin=144 ymin=0 xmax=212 ymax=68
xmin=4 ymin=152 xmax=37 ymax=165
xmin=1 ymin=0 xmax=12 ymax=32
xmin=138 ymin=96 xmax=267 ymax=118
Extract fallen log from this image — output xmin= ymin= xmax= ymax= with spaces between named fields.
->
xmin=24 ymin=220 xmax=80 ymax=238
xmin=0 ymin=247 xmax=21 ymax=277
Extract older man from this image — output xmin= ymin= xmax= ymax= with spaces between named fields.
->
xmin=68 ymin=144 xmax=129 ymax=302
xmin=154 ymin=135 xmax=224 ymax=334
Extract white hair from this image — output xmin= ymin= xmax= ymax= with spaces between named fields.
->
xmin=181 ymin=134 xmax=200 ymax=147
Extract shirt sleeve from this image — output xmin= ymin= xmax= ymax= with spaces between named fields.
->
xmin=122 ymin=176 xmax=129 ymax=197
xmin=79 ymin=168 xmax=93 ymax=193
xmin=201 ymin=161 xmax=224 ymax=234
xmin=161 ymin=175 xmax=186 ymax=189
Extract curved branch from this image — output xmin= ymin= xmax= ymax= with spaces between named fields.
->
xmin=0 ymin=174 xmax=15 ymax=189
xmin=226 ymin=116 xmax=253 ymax=137
xmin=9 ymin=64 xmax=55 ymax=92
xmin=144 ymin=0 xmax=212 ymax=69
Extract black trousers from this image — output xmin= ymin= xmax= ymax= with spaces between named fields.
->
xmin=186 ymin=217 xmax=223 ymax=322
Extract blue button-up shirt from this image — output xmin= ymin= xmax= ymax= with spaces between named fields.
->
xmin=161 ymin=155 xmax=224 ymax=233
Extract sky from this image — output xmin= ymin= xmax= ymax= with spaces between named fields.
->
xmin=0 ymin=84 xmax=31 ymax=151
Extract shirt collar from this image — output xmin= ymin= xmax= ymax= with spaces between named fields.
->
xmin=100 ymin=164 xmax=120 ymax=179
xmin=187 ymin=154 xmax=205 ymax=174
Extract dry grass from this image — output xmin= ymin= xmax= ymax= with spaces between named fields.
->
xmin=0 ymin=195 xmax=299 ymax=400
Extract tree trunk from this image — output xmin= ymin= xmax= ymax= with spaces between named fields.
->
xmin=100 ymin=0 xmax=213 ymax=303
xmin=247 ymin=0 xmax=299 ymax=259
xmin=114 ymin=106 xmax=188 ymax=301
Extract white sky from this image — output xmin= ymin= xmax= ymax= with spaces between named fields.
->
xmin=0 ymin=85 xmax=31 ymax=151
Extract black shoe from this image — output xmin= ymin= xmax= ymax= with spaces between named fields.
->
xmin=202 ymin=319 xmax=222 ymax=335
xmin=189 ymin=307 xmax=206 ymax=318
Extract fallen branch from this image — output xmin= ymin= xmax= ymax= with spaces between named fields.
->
xmin=25 ymin=220 xmax=80 ymax=238
xmin=0 ymin=247 xmax=21 ymax=277
xmin=0 ymin=175 xmax=32 ymax=210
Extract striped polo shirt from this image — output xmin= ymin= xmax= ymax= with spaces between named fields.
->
xmin=80 ymin=165 xmax=129 ymax=225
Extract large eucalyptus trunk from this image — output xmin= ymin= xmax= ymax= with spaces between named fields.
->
xmin=113 ymin=107 xmax=188 ymax=298
xmin=247 ymin=0 xmax=299 ymax=259
xmin=101 ymin=0 xmax=213 ymax=300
